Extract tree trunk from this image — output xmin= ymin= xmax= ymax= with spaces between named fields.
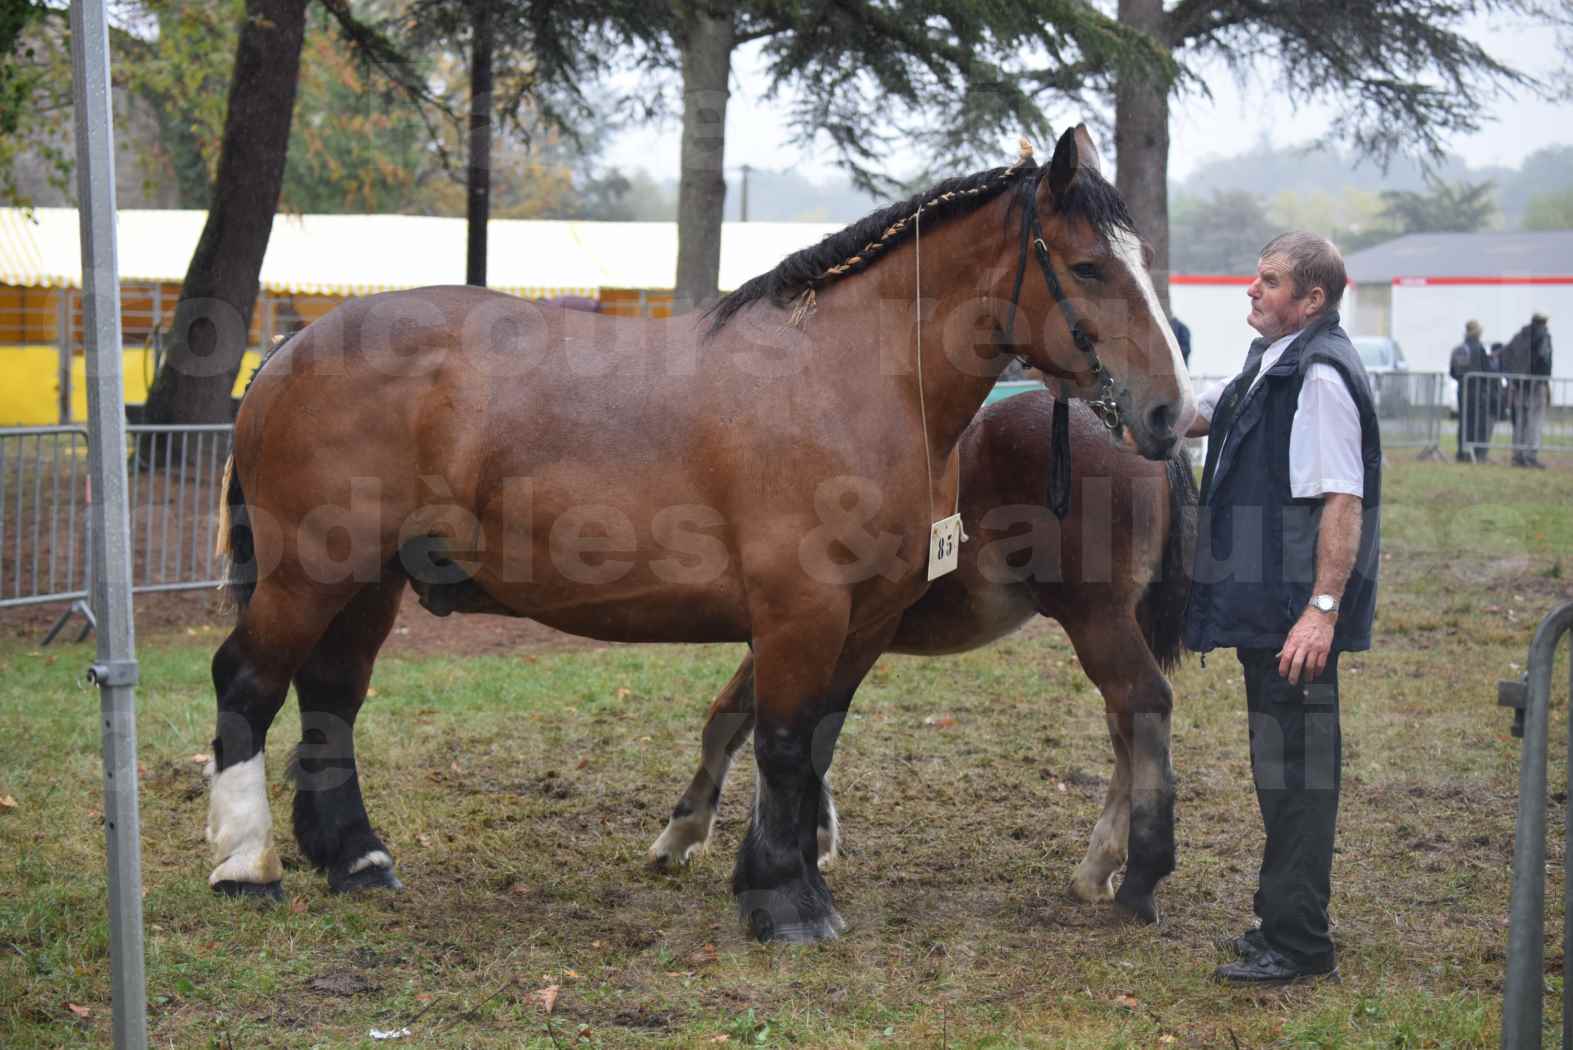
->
xmin=141 ymin=0 xmax=307 ymax=427
xmin=673 ymin=5 xmax=735 ymax=314
xmin=1114 ymin=0 xmax=1173 ymax=314
xmin=466 ymin=0 xmax=493 ymax=287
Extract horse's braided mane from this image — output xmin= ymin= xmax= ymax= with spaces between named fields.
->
xmin=705 ymin=139 xmax=1140 ymax=333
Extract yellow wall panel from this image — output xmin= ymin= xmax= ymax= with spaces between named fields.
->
xmin=1 ymin=346 xmax=264 ymax=425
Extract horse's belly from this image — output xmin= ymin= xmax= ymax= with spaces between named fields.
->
xmin=471 ymin=566 xmax=751 ymax=645
xmin=888 ymin=578 xmax=1037 ymax=656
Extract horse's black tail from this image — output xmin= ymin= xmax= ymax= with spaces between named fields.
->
xmin=213 ymin=335 xmax=295 ymax=613
xmin=1134 ymin=453 xmax=1198 ymax=673
xmin=214 ymin=454 xmax=256 ymax=612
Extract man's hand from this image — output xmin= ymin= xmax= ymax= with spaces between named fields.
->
xmin=1278 ymin=607 xmax=1335 ymax=685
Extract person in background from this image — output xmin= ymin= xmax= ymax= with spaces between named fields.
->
xmin=1184 ymin=232 xmax=1381 ymax=985
xmin=1448 ymin=320 xmax=1492 ymax=462
xmin=1171 ymin=315 xmax=1192 ymax=367
xmin=1502 ymin=313 xmax=1553 ymax=468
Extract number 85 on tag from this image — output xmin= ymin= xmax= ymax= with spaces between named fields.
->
xmin=928 ymin=514 xmax=962 ymax=581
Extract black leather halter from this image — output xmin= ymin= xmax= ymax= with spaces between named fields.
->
xmin=1002 ymin=182 xmax=1133 ymax=518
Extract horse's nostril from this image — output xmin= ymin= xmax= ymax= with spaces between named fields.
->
xmin=1146 ymin=401 xmax=1176 ymax=438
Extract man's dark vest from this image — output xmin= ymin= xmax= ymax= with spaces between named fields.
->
xmin=1183 ymin=311 xmax=1382 ymax=653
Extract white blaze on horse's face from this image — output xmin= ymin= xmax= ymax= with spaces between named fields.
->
xmin=1109 ymin=228 xmax=1197 ymax=432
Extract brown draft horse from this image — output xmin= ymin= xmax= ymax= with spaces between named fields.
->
xmin=203 ymin=125 xmax=1194 ymax=943
xmin=650 ymin=391 xmax=1196 ymax=923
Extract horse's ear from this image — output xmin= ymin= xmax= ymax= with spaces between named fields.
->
xmin=1072 ymin=124 xmax=1102 ymax=177
xmin=1048 ymin=127 xmax=1079 ymax=197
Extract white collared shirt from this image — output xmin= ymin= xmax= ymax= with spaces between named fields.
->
xmin=1197 ymin=329 xmax=1365 ymax=500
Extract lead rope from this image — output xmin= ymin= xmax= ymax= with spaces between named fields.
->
xmin=913 ymin=208 xmax=967 ymax=542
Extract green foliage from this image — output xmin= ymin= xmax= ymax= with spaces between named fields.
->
xmin=749 ymin=0 xmax=1175 ymax=193
xmin=1168 ymin=1 xmax=1537 ymax=168
xmin=1170 ymin=189 xmax=1277 ymax=273
xmin=0 ymin=2 xmax=68 ymax=205
xmin=1523 ymin=186 xmax=1573 ymax=230
xmin=1379 ymin=176 xmax=1498 ymax=234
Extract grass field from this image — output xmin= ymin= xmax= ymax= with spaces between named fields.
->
xmin=2 ymin=456 xmax=1572 ymax=1048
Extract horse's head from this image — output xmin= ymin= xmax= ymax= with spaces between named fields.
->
xmin=1011 ymin=126 xmax=1195 ymax=460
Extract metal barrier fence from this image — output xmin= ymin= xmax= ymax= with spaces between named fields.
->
xmin=0 ymin=424 xmax=232 ymax=635
xmin=1182 ymin=371 xmax=1451 ymax=462
xmin=1498 ymin=601 xmax=1573 ymax=1048
xmin=1458 ymin=372 xmax=1573 ymax=463
xmin=1370 ymin=371 xmax=1445 ymax=456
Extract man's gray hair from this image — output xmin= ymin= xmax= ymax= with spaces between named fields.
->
xmin=1260 ymin=232 xmax=1346 ymax=314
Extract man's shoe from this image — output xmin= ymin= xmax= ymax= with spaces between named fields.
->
xmin=1215 ymin=927 xmax=1267 ymax=958
xmin=1214 ymin=947 xmax=1338 ymax=986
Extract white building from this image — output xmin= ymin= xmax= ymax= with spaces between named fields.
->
xmin=1343 ymin=231 xmax=1573 ymax=381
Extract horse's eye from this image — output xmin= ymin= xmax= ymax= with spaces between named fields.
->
xmin=1070 ymin=263 xmax=1103 ymax=282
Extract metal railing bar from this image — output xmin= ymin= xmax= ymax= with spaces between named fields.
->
xmin=47 ymin=434 xmax=60 ymax=594
xmin=30 ymin=434 xmax=43 ymax=595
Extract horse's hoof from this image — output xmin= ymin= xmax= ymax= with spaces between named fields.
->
xmin=747 ymin=909 xmax=843 ymax=944
xmin=1112 ymin=884 xmax=1160 ymax=925
xmin=738 ymin=885 xmax=843 ymax=944
xmin=212 ymin=879 xmax=284 ymax=903
xmin=329 ymin=865 xmax=404 ymax=894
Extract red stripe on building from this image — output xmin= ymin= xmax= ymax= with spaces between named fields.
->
xmin=1393 ymin=276 xmax=1573 ymax=286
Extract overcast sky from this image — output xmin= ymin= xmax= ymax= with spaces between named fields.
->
xmin=602 ymin=12 xmax=1569 ymax=186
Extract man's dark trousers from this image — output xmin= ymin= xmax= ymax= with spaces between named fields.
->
xmin=1239 ymin=648 xmax=1341 ymax=969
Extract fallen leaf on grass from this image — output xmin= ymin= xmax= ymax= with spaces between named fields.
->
xmin=615 ymin=687 xmax=633 ymax=701
xmin=690 ymin=943 xmax=719 ymax=966
xmin=923 ymin=715 xmax=958 ymax=729
xmin=0 ymin=795 xmax=17 ymax=811
xmin=711 ymin=1036 xmax=730 ymax=1043
xmin=530 ymin=984 xmax=560 ymax=1014
xmin=576 ymin=757 xmax=589 ymax=770
xmin=1159 ymin=1036 xmax=1176 ymax=1046
xmin=289 ymin=896 xmax=309 ymax=914
xmin=66 ymin=1003 xmax=91 ymax=1018
xmin=1114 ymin=994 xmax=1140 ymax=1010
xmin=190 ymin=753 xmax=210 ymax=765
xmin=417 ymin=834 xmax=433 ymax=848
xmin=509 ymin=882 xmax=530 ymax=896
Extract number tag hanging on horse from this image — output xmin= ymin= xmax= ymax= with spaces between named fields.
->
xmin=928 ymin=514 xmax=962 ymax=580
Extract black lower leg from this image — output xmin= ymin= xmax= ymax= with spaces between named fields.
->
xmin=1114 ymin=705 xmax=1176 ymax=925
xmin=291 ymin=677 xmax=399 ymax=893
xmin=733 ymin=721 xmax=840 ymax=943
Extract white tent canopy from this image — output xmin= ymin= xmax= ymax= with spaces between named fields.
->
xmin=0 ymin=208 xmax=843 ymax=298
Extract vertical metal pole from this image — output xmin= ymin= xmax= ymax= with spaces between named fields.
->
xmin=70 ymin=3 xmax=147 ymax=1049
xmin=465 ymin=0 xmax=493 ymax=287
xmin=1503 ymin=603 xmax=1573 ymax=1049
xmin=58 ymin=291 xmax=72 ymax=423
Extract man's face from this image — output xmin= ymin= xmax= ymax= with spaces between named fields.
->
xmin=1248 ymin=254 xmax=1320 ymax=341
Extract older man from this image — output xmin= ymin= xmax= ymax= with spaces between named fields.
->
xmin=1185 ymin=232 xmax=1382 ymax=985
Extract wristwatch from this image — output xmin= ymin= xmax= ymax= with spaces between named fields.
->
xmin=1308 ymin=594 xmax=1340 ymax=614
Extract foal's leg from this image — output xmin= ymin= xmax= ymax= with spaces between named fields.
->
xmin=1070 ymin=721 xmax=1132 ymax=903
xmin=649 ymin=651 xmax=841 ymax=870
xmin=207 ymin=578 xmax=345 ymax=898
xmin=288 ymin=575 xmax=406 ymax=893
xmin=1064 ymin=616 xmax=1176 ymax=925
xmin=649 ymin=656 xmax=756 ymax=868
xmin=733 ymin=605 xmax=895 ymax=943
